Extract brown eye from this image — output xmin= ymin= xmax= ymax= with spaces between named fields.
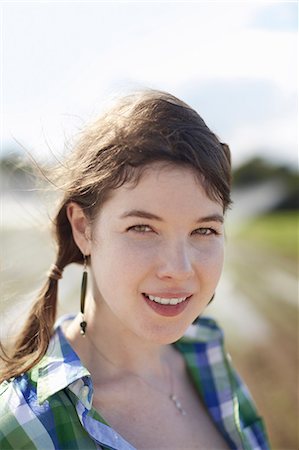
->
xmin=128 ymin=225 xmax=152 ymax=233
xmin=192 ymin=228 xmax=216 ymax=236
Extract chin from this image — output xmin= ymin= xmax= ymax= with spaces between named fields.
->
xmin=139 ymin=321 xmax=192 ymax=345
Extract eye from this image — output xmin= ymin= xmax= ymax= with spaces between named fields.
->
xmin=127 ymin=224 xmax=153 ymax=233
xmin=192 ymin=227 xmax=218 ymax=236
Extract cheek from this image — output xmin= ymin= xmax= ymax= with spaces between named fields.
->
xmin=194 ymin=240 xmax=224 ymax=278
xmin=90 ymin=237 xmax=157 ymax=288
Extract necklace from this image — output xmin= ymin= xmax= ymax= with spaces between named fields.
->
xmin=164 ymin=369 xmax=188 ymax=416
xmin=85 ymin=334 xmax=187 ymax=416
xmin=169 ymin=394 xmax=187 ymax=416
xmin=136 ymin=358 xmax=187 ymax=416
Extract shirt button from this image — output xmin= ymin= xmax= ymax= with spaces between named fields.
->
xmin=80 ymin=385 xmax=91 ymax=407
xmin=80 ymin=385 xmax=89 ymax=397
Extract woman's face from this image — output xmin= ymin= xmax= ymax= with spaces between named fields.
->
xmin=87 ymin=163 xmax=225 ymax=344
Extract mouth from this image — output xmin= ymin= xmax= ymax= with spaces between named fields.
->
xmin=142 ymin=293 xmax=192 ymax=317
xmin=143 ymin=293 xmax=189 ymax=305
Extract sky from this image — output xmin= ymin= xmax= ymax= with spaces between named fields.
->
xmin=1 ymin=1 xmax=298 ymax=168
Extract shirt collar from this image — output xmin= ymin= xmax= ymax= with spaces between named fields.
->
xmin=35 ymin=315 xmax=90 ymax=405
xmin=178 ymin=316 xmax=224 ymax=344
xmin=35 ymin=315 xmax=222 ymax=405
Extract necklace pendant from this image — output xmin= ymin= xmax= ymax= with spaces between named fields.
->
xmin=170 ymin=394 xmax=187 ymax=416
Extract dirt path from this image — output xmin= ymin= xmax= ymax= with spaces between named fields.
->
xmin=209 ymin=238 xmax=298 ymax=450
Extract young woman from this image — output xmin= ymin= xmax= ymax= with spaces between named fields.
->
xmin=0 ymin=90 xmax=270 ymax=449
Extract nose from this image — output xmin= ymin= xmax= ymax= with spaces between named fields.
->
xmin=156 ymin=240 xmax=195 ymax=281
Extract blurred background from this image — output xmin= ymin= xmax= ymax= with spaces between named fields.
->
xmin=0 ymin=2 xmax=298 ymax=449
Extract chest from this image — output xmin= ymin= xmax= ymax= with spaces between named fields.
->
xmin=92 ymin=378 xmax=229 ymax=450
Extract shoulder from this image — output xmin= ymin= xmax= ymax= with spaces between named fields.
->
xmin=0 ymin=372 xmax=37 ymax=410
xmin=175 ymin=317 xmax=271 ymax=448
xmin=183 ymin=318 xmax=261 ymax=415
xmin=0 ymin=373 xmax=53 ymax=449
xmin=0 ymin=323 xmax=93 ymax=449
xmin=0 ymin=371 xmax=83 ymax=449
xmin=0 ymin=367 xmax=74 ymax=449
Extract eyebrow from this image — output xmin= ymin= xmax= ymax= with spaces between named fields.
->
xmin=119 ymin=209 xmax=224 ymax=224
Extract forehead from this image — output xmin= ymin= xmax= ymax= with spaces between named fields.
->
xmin=98 ymin=163 xmax=223 ymax=219
xmin=129 ymin=163 xmax=202 ymax=191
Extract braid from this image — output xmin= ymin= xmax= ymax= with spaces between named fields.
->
xmin=48 ymin=264 xmax=63 ymax=281
xmin=0 ymin=204 xmax=81 ymax=383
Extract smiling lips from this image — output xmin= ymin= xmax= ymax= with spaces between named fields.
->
xmin=142 ymin=293 xmax=191 ymax=317
xmin=145 ymin=294 xmax=188 ymax=305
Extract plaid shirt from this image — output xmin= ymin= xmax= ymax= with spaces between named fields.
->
xmin=0 ymin=315 xmax=270 ymax=450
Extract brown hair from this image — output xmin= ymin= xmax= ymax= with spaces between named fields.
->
xmin=0 ymin=89 xmax=232 ymax=382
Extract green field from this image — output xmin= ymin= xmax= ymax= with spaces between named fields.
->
xmin=223 ymin=211 xmax=298 ymax=449
xmin=232 ymin=211 xmax=298 ymax=260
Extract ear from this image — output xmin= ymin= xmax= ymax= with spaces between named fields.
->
xmin=66 ymin=202 xmax=92 ymax=255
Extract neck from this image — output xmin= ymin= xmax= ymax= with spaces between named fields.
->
xmin=63 ymin=304 xmax=188 ymax=416
xmin=64 ymin=311 xmax=171 ymax=383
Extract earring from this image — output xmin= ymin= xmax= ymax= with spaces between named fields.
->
xmin=80 ymin=255 xmax=88 ymax=336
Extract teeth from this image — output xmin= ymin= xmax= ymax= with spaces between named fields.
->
xmin=147 ymin=295 xmax=187 ymax=305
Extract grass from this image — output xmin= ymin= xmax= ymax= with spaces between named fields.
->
xmin=232 ymin=211 xmax=298 ymax=260
xmin=224 ymin=211 xmax=298 ymax=449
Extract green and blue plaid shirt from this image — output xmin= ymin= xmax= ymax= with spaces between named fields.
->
xmin=0 ymin=315 xmax=270 ymax=449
